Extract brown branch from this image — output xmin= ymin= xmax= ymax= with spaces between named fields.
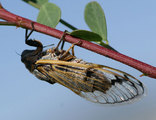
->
xmin=0 ymin=4 xmax=156 ymax=79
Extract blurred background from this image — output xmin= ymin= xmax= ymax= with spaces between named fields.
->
xmin=0 ymin=0 xmax=156 ymax=120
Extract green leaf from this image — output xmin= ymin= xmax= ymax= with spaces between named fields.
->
xmin=70 ymin=30 xmax=116 ymax=51
xmin=85 ymin=1 xmax=108 ymax=43
xmin=70 ymin=30 xmax=102 ymax=42
xmin=37 ymin=2 xmax=61 ymax=28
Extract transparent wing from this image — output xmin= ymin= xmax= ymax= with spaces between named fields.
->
xmin=36 ymin=60 xmax=145 ymax=104
xmin=79 ymin=73 xmax=145 ymax=104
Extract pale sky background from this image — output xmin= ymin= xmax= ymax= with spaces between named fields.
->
xmin=0 ymin=0 xmax=156 ymax=120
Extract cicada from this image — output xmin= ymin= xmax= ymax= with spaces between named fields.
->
xmin=21 ymin=28 xmax=145 ymax=104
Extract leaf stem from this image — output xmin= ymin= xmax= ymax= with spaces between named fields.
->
xmin=22 ymin=0 xmax=40 ymax=9
xmin=60 ymin=19 xmax=78 ymax=30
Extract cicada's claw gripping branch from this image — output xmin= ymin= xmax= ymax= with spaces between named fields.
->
xmin=0 ymin=4 xmax=156 ymax=79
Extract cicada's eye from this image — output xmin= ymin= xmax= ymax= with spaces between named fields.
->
xmin=21 ymin=49 xmax=41 ymax=72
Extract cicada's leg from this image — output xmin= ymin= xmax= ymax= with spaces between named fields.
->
xmin=54 ymin=30 xmax=82 ymax=60
xmin=59 ymin=40 xmax=82 ymax=60
xmin=60 ymin=40 xmax=65 ymax=50
xmin=25 ymin=22 xmax=34 ymax=43
xmin=71 ymin=41 xmax=82 ymax=56
xmin=25 ymin=22 xmax=43 ymax=53
xmin=55 ymin=30 xmax=68 ymax=50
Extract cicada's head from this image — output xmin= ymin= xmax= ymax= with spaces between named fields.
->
xmin=21 ymin=40 xmax=43 ymax=73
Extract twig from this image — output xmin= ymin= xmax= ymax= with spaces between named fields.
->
xmin=0 ymin=4 xmax=156 ymax=79
xmin=0 ymin=21 xmax=16 ymax=26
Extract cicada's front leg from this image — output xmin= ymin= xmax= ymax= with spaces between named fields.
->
xmin=25 ymin=22 xmax=43 ymax=54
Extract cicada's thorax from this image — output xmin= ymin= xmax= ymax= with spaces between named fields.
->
xmin=32 ymin=47 xmax=88 ymax=83
xmin=41 ymin=47 xmax=88 ymax=64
